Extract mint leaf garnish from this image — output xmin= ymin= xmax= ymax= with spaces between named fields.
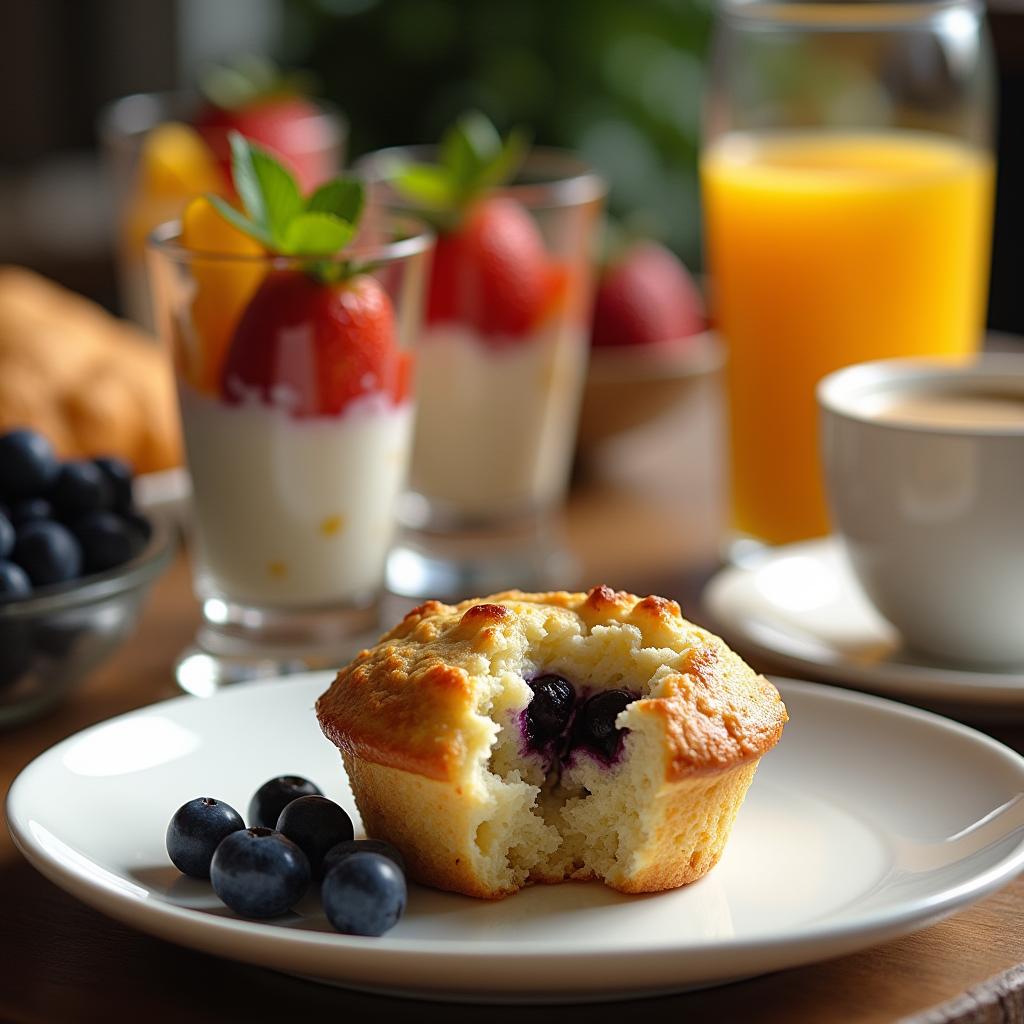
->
xmin=282 ymin=212 xmax=355 ymax=255
xmin=477 ymin=127 xmax=529 ymax=191
xmin=206 ymin=133 xmax=366 ymax=281
xmin=228 ymin=131 xmax=311 ymax=247
xmin=206 ymin=194 xmax=272 ymax=247
xmin=388 ymin=110 xmax=529 ymax=220
xmin=203 ymin=55 xmax=278 ymax=109
xmin=441 ymin=110 xmax=502 ymax=191
xmin=390 ymin=162 xmax=456 ymax=210
xmin=228 ymin=131 xmax=268 ymax=230
xmin=251 ymin=150 xmax=304 ymax=248
xmin=199 ymin=55 xmax=316 ymax=111
xmin=307 ymin=179 xmax=364 ymax=223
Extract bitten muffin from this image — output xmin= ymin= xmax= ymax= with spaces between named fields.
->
xmin=316 ymin=587 xmax=787 ymax=899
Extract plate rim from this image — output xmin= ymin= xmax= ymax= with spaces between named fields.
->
xmin=703 ymin=537 xmax=1024 ymax=705
xmin=8 ymin=673 xmax=1024 ymax=977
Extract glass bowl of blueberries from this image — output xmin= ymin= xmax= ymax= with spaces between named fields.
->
xmin=0 ymin=429 xmax=176 ymax=727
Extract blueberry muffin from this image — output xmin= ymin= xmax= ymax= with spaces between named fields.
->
xmin=316 ymin=587 xmax=787 ymax=899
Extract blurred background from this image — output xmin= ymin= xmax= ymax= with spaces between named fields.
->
xmin=1 ymin=0 xmax=1022 ymax=333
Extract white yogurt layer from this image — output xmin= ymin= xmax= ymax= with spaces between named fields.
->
xmin=411 ymin=322 xmax=588 ymax=522
xmin=180 ymin=386 xmax=413 ymax=606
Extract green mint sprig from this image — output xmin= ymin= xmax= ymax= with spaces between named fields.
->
xmin=207 ymin=132 xmax=365 ymax=279
xmin=199 ymin=55 xmax=317 ymax=111
xmin=389 ymin=111 xmax=528 ymax=220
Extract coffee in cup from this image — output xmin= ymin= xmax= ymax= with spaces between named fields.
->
xmin=818 ymin=355 xmax=1024 ymax=666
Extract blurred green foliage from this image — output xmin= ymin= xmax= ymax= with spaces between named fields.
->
xmin=280 ymin=0 xmax=714 ymax=266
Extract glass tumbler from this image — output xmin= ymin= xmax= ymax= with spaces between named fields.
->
xmin=101 ymin=92 xmax=347 ymax=329
xmin=702 ymin=0 xmax=995 ymax=551
xmin=147 ymin=218 xmax=432 ymax=693
xmin=359 ymin=148 xmax=606 ymax=599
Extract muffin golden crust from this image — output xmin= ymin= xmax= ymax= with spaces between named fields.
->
xmin=316 ymin=586 xmax=787 ymax=898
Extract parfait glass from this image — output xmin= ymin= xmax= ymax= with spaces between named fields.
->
xmin=702 ymin=0 xmax=995 ymax=554
xmin=147 ymin=217 xmax=432 ymax=694
xmin=359 ymin=148 xmax=606 ymax=599
xmin=101 ymin=92 xmax=347 ymax=328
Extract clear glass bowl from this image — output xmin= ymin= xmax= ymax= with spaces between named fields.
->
xmin=0 ymin=519 xmax=176 ymax=728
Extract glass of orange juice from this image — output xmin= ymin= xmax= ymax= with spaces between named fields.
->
xmin=702 ymin=0 xmax=995 ymax=550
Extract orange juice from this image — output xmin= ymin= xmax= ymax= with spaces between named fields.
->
xmin=701 ymin=130 xmax=994 ymax=544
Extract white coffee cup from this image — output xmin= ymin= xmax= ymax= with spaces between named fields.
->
xmin=818 ymin=355 xmax=1024 ymax=666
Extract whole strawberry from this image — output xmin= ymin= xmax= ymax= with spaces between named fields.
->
xmin=223 ymin=270 xmax=405 ymax=418
xmin=428 ymin=198 xmax=549 ymax=336
xmin=207 ymin=133 xmax=408 ymax=418
xmin=591 ymin=240 xmax=705 ymax=349
xmin=391 ymin=112 xmax=557 ymax=340
xmin=194 ymin=57 xmax=334 ymax=192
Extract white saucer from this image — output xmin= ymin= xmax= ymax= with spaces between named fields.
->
xmin=9 ymin=672 xmax=1024 ymax=1002
xmin=703 ymin=538 xmax=1024 ymax=710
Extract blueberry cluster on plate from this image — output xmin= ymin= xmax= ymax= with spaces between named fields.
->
xmin=166 ymin=775 xmax=407 ymax=937
xmin=0 ymin=428 xmax=151 ymax=600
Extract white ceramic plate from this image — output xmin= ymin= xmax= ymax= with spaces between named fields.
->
xmin=704 ymin=538 xmax=1024 ymax=710
xmin=9 ymin=672 xmax=1024 ymax=1003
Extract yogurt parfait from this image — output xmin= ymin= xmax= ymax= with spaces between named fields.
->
xmin=147 ymin=134 xmax=432 ymax=684
xmin=365 ymin=118 xmax=605 ymax=529
xmin=361 ymin=117 xmax=605 ymax=596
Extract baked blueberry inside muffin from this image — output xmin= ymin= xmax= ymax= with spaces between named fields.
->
xmin=316 ymin=586 xmax=787 ymax=899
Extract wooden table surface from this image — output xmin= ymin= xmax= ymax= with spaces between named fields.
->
xmin=2 ymin=398 xmax=1024 ymax=1024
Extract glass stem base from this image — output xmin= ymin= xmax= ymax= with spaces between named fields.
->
xmin=175 ymin=597 xmax=380 ymax=695
xmin=721 ymin=531 xmax=773 ymax=568
xmin=385 ymin=519 xmax=579 ymax=602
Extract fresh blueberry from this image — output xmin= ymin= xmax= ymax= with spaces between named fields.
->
xmin=322 ymin=852 xmax=406 ymax=937
xmin=0 ymin=622 xmax=32 ymax=688
xmin=71 ymin=511 xmax=146 ymax=574
xmin=322 ymin=838 xmax=406 ymax=878
xmin=49 ymin=461 xmax=112 ymax=517
xmin=248 ymin=775 xmax=323 ymax=828
xmin=0 ymin=514 xmax=13 ymax=560
xmin=0 ymin=560 xmax=31 ymax=601
xmin=12 ymin=520 xmax=82 ymax=586
xmin=166 ymin=797 xmax=245 ymax=879
xmin=577 ymin=689 xmax=634 ymax=758
xmin=526 ymin=674 xmax=575 ymax=743
xmin=0 ymin=430 xmax=59 ymax=500
xmin=210 ymin=827 xmax=310 ymax=918
xmin=92 ymin=457 xmax=134 ymax=512
xmin=274 ymin=795 xmax=354 ymax=877
xmin=8 ymin=498 xmax=53 ymax=528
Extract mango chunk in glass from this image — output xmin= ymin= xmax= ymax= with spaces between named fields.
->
xmin=178 ymin=196 xmax=265 ymax=394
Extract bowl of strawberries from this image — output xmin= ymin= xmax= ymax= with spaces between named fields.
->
xmin=577 ymin=239 xmax=723 ymax=454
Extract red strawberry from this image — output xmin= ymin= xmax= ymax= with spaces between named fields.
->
xmin=427 ymin=197 xmax=551 ymax=338
xmin=221 ymin=270 xmax=408 ymax=418
xmin=591 ymin=241 xmax=705 ymax=348
xmin=194 ymin=96 xmax=333 ymax=193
